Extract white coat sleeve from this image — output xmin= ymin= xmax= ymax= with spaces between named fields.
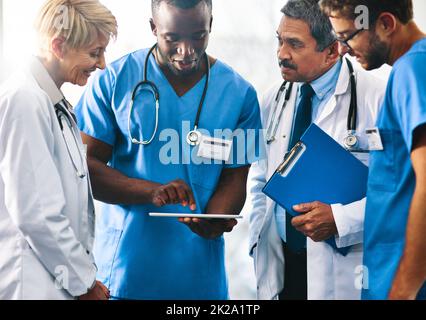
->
xmin=331 ymin=198 xmax=365 ymax=248
xmin=247 ymin=159 xmax=268 ymax=257
xmin=0 ymin=90 xmax=97 ymax=297
xmin=247 ymin=86 xmax=277 ymax=257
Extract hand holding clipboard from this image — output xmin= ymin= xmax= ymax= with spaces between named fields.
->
xmin=263 ymin=124 xmax=369 ymax=255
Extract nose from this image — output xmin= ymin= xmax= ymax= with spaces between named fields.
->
xmin=277 ymin=43 xmax=291 ymax=62
xmin=177 ymin=41 xmax=195 ymax=58
xmin=96 ymin=52 xmax=106 ymax=70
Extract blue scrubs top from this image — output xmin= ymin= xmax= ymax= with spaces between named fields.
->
xmin=363 ymin=39 xmax=426 ymax=300
xmin=75 ymin=48 xmax=262 ymax=300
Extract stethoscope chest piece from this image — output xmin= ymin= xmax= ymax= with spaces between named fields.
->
xmin=187 ymin=130 xmax=202 ymax=146
xmin=344 ymin=132 xmax=359 ymax=149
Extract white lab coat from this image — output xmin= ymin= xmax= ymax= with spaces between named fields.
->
xmin=248 ymin=60 xmax=386 ymax=300
xmin=0 ymin=58 xmax=97 ymax=300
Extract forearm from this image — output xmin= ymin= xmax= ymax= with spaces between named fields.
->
xmin=394 ymin=186 xmax=426 ymax=291
xmin=205 ymin=166 xmax=249 ymax=214
xmin=88 ymin=157 xmax=160 ymax=205
xmin=391 ymin=126 xmax=426 ymax=298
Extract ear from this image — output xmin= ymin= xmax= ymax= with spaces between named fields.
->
xmin=150 ymin=18 xmax=157 ymax=37
xmin=325 ymin=41 xmax=340 ymax=64
xmin=375 ymin=12 xmax=397 ymax=38
xmin=51 ymin=37 xmax=66 ymax=59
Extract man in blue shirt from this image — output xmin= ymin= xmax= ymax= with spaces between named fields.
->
xmin=75 ymin=0 xmax=262 ymax=299
xmin=321 ymin=0 xmax=426 ymax=300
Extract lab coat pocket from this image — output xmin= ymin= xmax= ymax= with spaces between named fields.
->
xmin=368 ymin=130 xmax=397 ymax=192
xmin=332 ymin=244 xmax=364 ymax=300
xmin=22 ymin=246 xmax=70 ymax=300
xmin=93 ymin=228 xmax=123 ymax=288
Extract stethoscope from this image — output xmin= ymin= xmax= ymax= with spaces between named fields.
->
xmin=266 ymin=58 xmax=359 ymax=150
xmin=128 ymin=43 xmax=210 ymax=147
xmin=55 ymin=101 xmax=87 ymax=179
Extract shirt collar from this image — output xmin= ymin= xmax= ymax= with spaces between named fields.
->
xmin=303 ymin=59 xmax=342 ymax=100
xmin=334 ymin=58 xmax=351 ymax=96
xmin=29 ymin=56 xmax=64 ymax=105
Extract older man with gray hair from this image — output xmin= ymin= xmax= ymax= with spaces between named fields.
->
xmin=247 ymin=0 xmax=386 ymax=300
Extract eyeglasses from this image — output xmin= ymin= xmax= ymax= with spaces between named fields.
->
xmin=334 ymin=28 xmax=365 ymax=50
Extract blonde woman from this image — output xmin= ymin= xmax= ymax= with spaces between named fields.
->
xmin=0 ymin=0 xmax=117 ymax=300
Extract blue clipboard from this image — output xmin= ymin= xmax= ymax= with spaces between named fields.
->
xmin=262 ymin=124 xmax=369 ymax=256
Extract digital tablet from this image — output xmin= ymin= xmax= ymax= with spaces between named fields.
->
xmin=149 ymin=213 xmax=243 ymax=219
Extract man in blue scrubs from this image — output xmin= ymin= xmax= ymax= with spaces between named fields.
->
xmin=75 ymin=0 xmax=262 ymax=299
xmin=321 ymin=0 xmax=426 ymax=300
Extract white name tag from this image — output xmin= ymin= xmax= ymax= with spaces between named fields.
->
xmin=366 ymin=127 xmax=384 ymax=151
xmin=197 ymin=136 xmax=232 ymax=162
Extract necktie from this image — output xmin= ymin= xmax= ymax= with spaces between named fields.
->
xmin=288 ymin=84 xmax=315 ymax=150
xmin=285 ymin=83 xmax=315 ymax=253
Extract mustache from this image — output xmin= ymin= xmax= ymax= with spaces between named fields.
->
xmin=279 ymin=59 xmax=298 ymax=70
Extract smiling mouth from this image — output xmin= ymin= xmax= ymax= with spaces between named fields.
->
xmin=174 ymin=60 xmax=197 ymax=68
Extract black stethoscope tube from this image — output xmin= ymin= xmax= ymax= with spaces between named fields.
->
xmin=267 ymin=58 xmax=358 ymax=146
xmin=129 ymin=44 xmax=210 ymax=146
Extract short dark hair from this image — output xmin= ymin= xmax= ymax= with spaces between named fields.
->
xmin=152 ymin=0 xmax=212 ymax=15
xmin=281 ymin=0 xmax=336 ymax=51
xmin=319 ymin=0 xmax=413 ymax=25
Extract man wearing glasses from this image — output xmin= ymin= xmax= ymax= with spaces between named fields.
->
xmin=333 ymin=28 xmax=365 ymax=53
xmin=321 ymin=0 xmax=426 ymax=300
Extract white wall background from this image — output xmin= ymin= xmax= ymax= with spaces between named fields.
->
xmin=1 ymin=0 xmax=426 ymax=300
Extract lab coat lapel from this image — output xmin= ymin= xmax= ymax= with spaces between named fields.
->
xmin=267 ymin=84 xmax=298 ymax=177
xmin=263 ymin=84 xmax=298 ymax=226
xmin=29 ymin=57 xmax=64 ymax=105
xmin=315 ymin=60 xmax=351 ymax=126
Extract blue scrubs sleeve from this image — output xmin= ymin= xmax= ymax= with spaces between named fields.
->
xmin=75 ymin=68 xmax=118 ymax=146
xmin=392 ymin=54 xmax=426 ymax=152
xmin=225 ymin=86 xmax=264 ymax=169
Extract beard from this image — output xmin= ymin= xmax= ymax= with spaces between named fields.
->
xmin=363 ymin=33 xmax=389 ymax=70
xmin=156 ymin=46 xmax=201 ymax=77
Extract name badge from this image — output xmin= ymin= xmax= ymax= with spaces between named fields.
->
xmin=197 ymin=136 xmax=232 ymax=162
xmin=366 ymin=127 xmax=384 ymax=151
